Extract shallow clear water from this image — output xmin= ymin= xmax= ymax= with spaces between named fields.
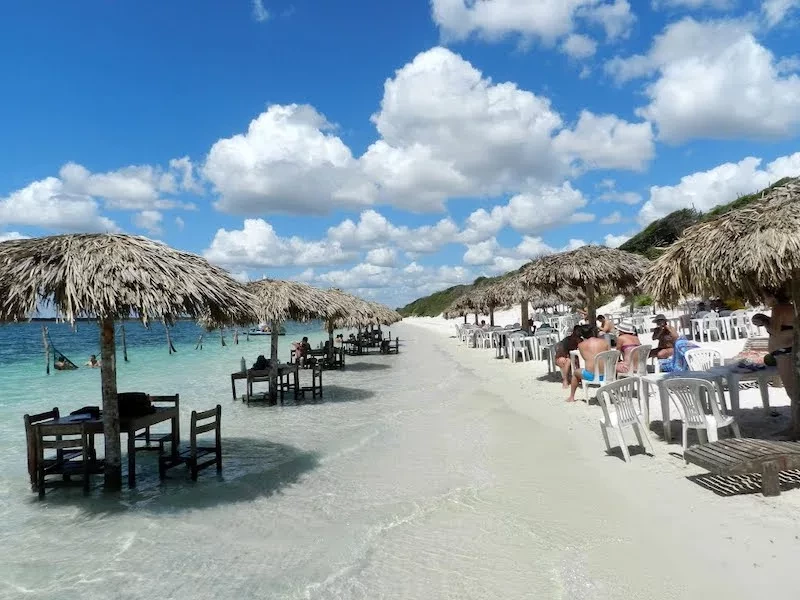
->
xmin=0 ymin=322 xmax=739 ymax=599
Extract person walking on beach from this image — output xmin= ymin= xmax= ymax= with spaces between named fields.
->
xmin=567 ymin=325 xmax=609 ymax=402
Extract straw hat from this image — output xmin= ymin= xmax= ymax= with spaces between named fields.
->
xmin=616 ymin=321 xmax=637 ymax=334
xmin=653 ymin=313 xmax=668 ymax=322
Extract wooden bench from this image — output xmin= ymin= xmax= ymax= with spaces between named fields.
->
xmin=684 ymin=438 xmax=800 ymax=496
xmin=159 ymin=405 xmax=222 ymax=481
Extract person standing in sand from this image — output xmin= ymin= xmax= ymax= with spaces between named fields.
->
xmin=762 ymin=290 xmax=795 ymax=405
xmin=567 ymin=325 xmax=610 ymax=402
xmin=554 ymin=325 xmax=582 ymax=389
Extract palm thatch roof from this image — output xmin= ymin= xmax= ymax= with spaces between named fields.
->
xmin=518 ymin=245 xmax=648 ymax=321
xmin=246 ymin=279 xmax=345 ymax=323
xmin=519 ymin=245 xmax=649 ymax=296
xmin=643 ymin=178 xmax=800 ymax=305
xmin=484 ymin=275 xmax=583 ymax=310
xmin=0 ymin=234 xmax=256 ymax=325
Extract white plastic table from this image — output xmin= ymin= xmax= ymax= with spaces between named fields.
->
xmin=640 ymin=364 xmax=779 ymax=442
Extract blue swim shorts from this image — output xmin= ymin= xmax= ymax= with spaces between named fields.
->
xmin=581 ymin=369 xmax=604 ymax=382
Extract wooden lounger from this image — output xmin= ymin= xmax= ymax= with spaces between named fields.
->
xmin=684 ymin=438 xmax=800 ymax=496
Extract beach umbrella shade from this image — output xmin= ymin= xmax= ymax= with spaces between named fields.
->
xmin=246 ymin=279 xmax=346 ymax=401
xmin=0 ymin=234 xmax=257 ymax=490
xmin=642 ymin=177 xmax=800 ymax=435
xmin=519 ymin=245 xmax=649 ymax=324
xmin=483 ymin=275 xmax=579 ymax=330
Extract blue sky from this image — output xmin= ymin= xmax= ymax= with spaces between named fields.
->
xmin=1 ymin=0 xmax=799 ymax=307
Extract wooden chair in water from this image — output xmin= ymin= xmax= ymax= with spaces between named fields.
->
xmin=24 ymin=407 xmax=62 ymax=488
xmin=133 ymin=394 xmax=180 ymax=451
xmin=35 ymin=422 xmax=103 ymax=499
xmin=299 ymin=363 xmax=323 ymax=399
xmin=159 ymin=405 xmax=222 ymax=481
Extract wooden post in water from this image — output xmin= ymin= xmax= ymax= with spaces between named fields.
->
xmin=220 ymin=328 xmax=226 ymax=347
xmin=120 ymin=322 xmax=129 ymax=362
xmin=42 ymin=325 xmax=50 ymax=375
xmin=233 ymin=329 xmax=239 ymax=345
xmin=165 ymin=324 xmax=176 ymax=354
xmin=100 ymin=317 xmax=122 ymax=490
xmin=269 ymin=321 xmax=280 ymax=404
xmin=195 ymin=335 xmax=204 ymax=350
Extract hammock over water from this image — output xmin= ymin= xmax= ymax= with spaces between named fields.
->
xmin=44 ymin=329 xmax=78 ymax=372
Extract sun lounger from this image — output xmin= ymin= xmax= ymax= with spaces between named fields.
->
xmin=683 ymin=438 xmax=800 ymax=496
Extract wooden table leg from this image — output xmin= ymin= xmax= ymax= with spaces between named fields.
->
xmin=127 ymin=429 xmax=136 ymax=488
xmin=171 ymin=415 xmax=179 ymax=455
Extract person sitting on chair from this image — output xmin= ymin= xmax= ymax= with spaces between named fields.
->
xmin=297 ymin=336 xmax=312 ymax=367
xmin=615 ymin=322 xmax=641 ymax=374
xmin=567 ymin=325 xmax=610 ymax=403
xmin=650 ymin=314 xmax=677 ymax=359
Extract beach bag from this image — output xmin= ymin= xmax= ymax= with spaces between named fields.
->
xmin=117 ymin=392 xmax=154 ymax=418
xmin=70 ymin=406 xmax=101 ymax=419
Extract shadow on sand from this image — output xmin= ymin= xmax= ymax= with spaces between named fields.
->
xmin=647 ymin=404 xmax=799 ymax=496
xmin=37 ymin=437 xmax=320 ymax=514
xmin=343 ymin=362 xmax=392 ymax=373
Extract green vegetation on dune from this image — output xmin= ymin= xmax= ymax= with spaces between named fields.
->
xmin=398 ymin=284 xmax=471 ymax=317
xmin=400 ymin=178 xmax=795 ymax=317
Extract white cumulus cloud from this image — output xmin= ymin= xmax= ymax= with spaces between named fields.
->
xmin=638 ymin=151 xmax=800 ymax=224
xmin=606 ymin=17 xmax=800 ymax=142
xmin=205 ymin=104 xmax=375 ymax=215
xmin=204 ymin=218 xmax=357 ymax=269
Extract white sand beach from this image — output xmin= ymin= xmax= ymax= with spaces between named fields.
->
xmin=3 ymin=319 xmax=800 ymax=599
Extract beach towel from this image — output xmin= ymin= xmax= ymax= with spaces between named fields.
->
xmin=658 ymin=337 xmax=698 ymax=373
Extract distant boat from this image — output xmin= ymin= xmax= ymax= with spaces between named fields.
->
xmin=249 ymin=323 xmax=286 ymax=336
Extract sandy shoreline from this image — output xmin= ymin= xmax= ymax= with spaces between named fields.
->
xmin=402 ymin=317 xmax=800 ymax=599
xmin=3 ymin=320 xmax=800 ymax=599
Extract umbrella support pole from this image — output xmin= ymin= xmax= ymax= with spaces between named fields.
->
xmin=100 ymin=317 xmax=122 ymax=490
xmin=269 ymin=322 xmax=279 ymax=404
xmin=520 ymin=301 xmax=529 ymax=333
xmin=791 ymin=278 xmax=800 ymax=439
xmin=586 ymin=284 xmax=597 ymax=326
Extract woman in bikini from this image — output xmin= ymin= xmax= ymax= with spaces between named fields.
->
xmin=614 ymin=322 xmax=641 ymax=374
xmin=649 ymin=314 xmax=677 ymax=359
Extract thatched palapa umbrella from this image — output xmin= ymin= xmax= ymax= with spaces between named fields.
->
xmin=643 ymin=177 xmax=800 ymax=435
xmin=246 ymin=279 xmax=345 ymax=401
xmin=519 ymin=245 xmax=649 ymax=323
xmin=0 ymin=234 xmax=256 ymax=489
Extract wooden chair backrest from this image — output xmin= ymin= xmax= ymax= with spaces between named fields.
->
xmin=35 ymin=423 xmax=90 ymax=456
xmin=190 ymin=405 xmax=221 ymax=457
xmin=24 ymin=408 xmax=60 ymax=481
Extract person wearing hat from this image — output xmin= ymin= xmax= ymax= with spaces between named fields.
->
xmin=650 ymin=314 xmax=678 ymax=359
xmin=615 ymin=321 xmax=641 ymax=374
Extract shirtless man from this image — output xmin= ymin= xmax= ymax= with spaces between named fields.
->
xmin=567 ymin=325 xmax=610 ymax=402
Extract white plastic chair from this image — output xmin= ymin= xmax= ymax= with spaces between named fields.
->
xmin=697 ymin=313 xmax=722 ymax=342
xmin=507 ymin=334 xmax=531 ymax=363
xmin=729 ymin=310 xmax=751 ymax=339
xmin=570 ymin=349 xmax=620 ymax=403
xmin=597 ymin=378 xmax=654 ymax=462
xmin=684 ymin=348 xmax=722 ymax=371
xmin=618 ymin=344 xmax=652 ymax=378
xmin=663 ymin=378 xmax=742 ymax=453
